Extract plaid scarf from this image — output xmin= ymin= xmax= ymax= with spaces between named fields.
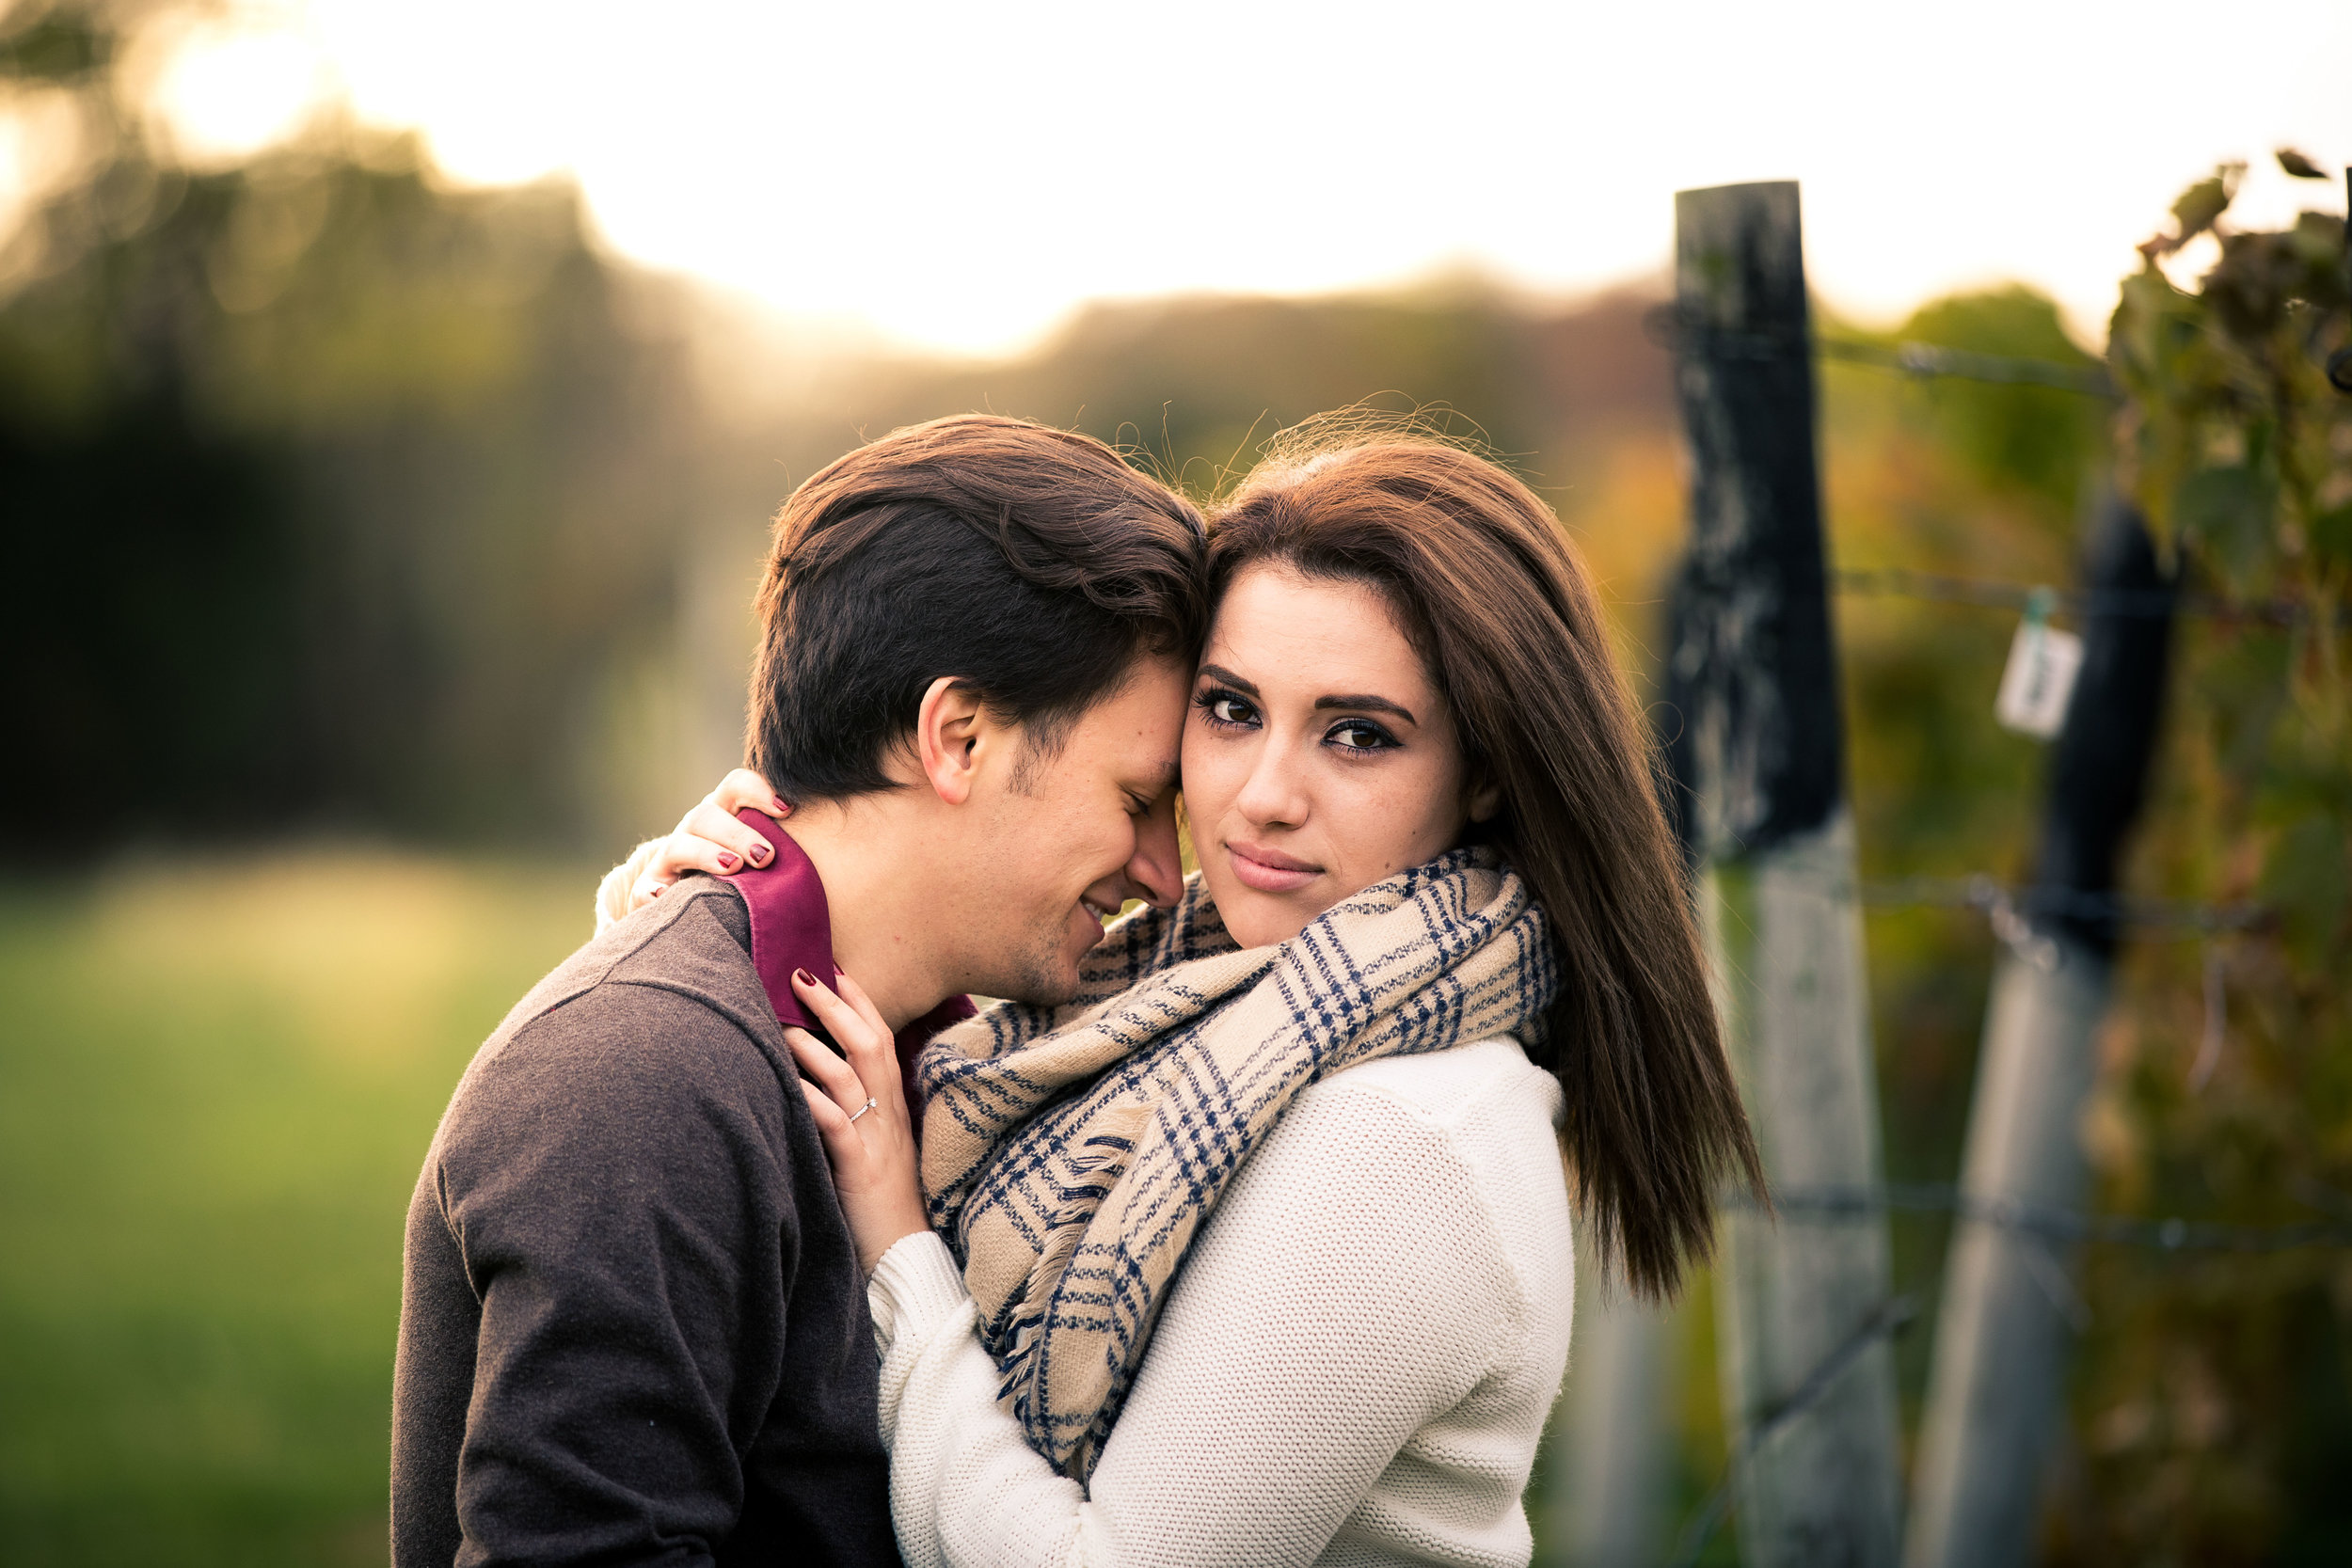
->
xmin=915 ymin=845 xmax=1558 ymax=1482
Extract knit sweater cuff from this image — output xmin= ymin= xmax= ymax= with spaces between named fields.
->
xmin=593 ymin=838 xmax=668 ymax=933
xmin=868 ymin=1230 xmax=971 ymax=1355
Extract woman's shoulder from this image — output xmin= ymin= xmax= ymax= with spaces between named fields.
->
xmin=1269 ymin=1043 xmax=1565 ymax=1222
xmin=1255 ymin=1039 xmax=1572 ymax=1275
xmin=1308 ymin=1036 xmax=1565 ymax=1134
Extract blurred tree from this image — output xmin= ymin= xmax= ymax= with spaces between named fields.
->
xmin=1897 ymin=286 xmax=2110 ymax=508
xmin=2 ymin=7 xmax=1704 ymax=857
xmin=762 ymin=279 xmax=1674 ymax=508
xmin=0 ymin=0 xmax=698 ymax=852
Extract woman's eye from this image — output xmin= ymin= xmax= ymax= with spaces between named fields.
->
xmin=1327 ymin=720 xmax=1396 ymax=752
xmin=1197 ymin=689 xmax=1260 ymax=728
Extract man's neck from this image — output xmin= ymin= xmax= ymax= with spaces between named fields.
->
xmin=773 ymin=798 xmax=946 ymax=1032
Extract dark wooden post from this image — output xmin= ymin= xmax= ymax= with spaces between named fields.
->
xmin=1667 ymin=181 xmax=1902 ymax=1568
xmin=1905 ymin=499 xmax=2175 ymax=1568
xmin=1665 ymin=188 xmax=1842 ymax=863
xmin=2329 ymin=168 xmax=2352 ymax=395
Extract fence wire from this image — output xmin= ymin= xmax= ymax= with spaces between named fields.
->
xmin=1815 ymin=336 xmax=2118 ymax=397
xmin=1832 ymin=565 xmax=2346 ymax=628
xmin=1644 ymin=303 xmax=2119 ymax=399
xmin=1741 ymin=1184 xmax=2352 ymax=1253
xmin=1860 ymin=872 xmax=2261 ymax=933
xmin=1664 ymin=1187 xmax=2352 ymax=1560
xmin=1643 ymin=283 xmax=2346 ymax=1563
xmin=1666 ymin=1294 xmax=1923 ymax=1568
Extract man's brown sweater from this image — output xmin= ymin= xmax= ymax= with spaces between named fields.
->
xmin=390 ymin=878 xmax=898 ymax=1567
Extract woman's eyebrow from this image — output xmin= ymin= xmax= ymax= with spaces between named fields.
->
xmin=1315 ymin=693 xmax=1419 ymax=725
xmin=1200 ymin=662 xmax=1419 ymax=726
xmin=1195 ymin=662 xmax=1260 ymax=697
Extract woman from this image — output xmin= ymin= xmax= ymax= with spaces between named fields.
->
xmin=621 ymin=429 xmax=1760 ymax=1567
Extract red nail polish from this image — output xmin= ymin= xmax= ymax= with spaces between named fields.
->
xmin=718 ymin=851 xmax=739 ymax=870
xmin=750 ymin=844 xmax=770 ymax=863
xmin=793 ymin=968 xmax=815 ymax=987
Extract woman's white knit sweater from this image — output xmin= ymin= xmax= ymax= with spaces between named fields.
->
xmin=868 ymin=1036 xmax=1575 ymax=1568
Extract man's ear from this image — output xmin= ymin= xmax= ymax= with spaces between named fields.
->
xmin=914 ymin=676 xmax=991 ymax=806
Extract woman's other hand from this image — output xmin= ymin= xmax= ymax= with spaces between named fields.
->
xmin=592 ymin=770 xmax=789 ymax=931
xmin=636 ymin=769 xmax=791 ymax=907
xmin=783 ymin=968 xmax=930 ymax=1275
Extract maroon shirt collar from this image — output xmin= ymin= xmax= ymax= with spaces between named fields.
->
xmin=717 ymin=807 xmax=975 ymax=1125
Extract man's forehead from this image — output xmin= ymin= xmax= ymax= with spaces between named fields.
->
xmin=1081 ymin=737 xmax=1176 ymax=800
xmin=1133 ymin=752 xmax=1181 ymax=794
xmin=1090 ymin=659 xmax=1185 ymax=789
xmin=1102 ymin=722 xmax=1180 ymax=792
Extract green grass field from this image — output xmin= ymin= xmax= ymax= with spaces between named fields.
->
xmin=0 ymin=852 xmax=592 ymax=1566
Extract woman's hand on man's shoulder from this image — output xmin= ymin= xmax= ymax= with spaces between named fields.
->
xmin=596 ymin=770 xmax=791 ymax=929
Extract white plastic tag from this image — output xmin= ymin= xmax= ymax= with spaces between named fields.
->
xmin=1995 ymin=604 xmax=2083 ymax=739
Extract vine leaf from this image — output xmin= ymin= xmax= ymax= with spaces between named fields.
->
xmin=2169 ymin=173 xmax=2236 ymax=248
xmin=2312 ymin=499 xmax=2352 ymax=570
xmin=2261 ymin=816 xmax=2349 ymax=966
xmin=2275 ymin=148 xmax=2329 ymax=181
xmin=2175 ymin=464 xmax=2277 ymax=589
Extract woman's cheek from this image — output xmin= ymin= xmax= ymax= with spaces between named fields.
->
xmin=1356 ymin=755 xmax=1466 ymax=873
xmin=1317 ymin=773 xmax=1391 ymax=882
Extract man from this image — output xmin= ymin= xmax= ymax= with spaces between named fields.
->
xmin=390 ymin=415 xmax=1205 ymax=1566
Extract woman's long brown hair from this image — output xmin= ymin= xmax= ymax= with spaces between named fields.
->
xmin=1210 ymin=430 xmax=1764 ymax=1298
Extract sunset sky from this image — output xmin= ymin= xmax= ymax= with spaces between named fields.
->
xmin=70 ymin=0 xmax=2352 ymax=353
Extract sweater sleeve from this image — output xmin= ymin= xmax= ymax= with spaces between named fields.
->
xmin=869 ymin=1079 xmax=1520 ymax=1568
xmin=593 ymin=837 xmax=668 ymax=932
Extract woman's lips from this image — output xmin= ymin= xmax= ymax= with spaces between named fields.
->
xmin=1226 ymin=840 xmax=1321 ymax=895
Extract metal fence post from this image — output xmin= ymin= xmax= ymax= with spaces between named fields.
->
xmin=1904 ymin=498 xmax=2175 ymax=1568
xmin=1549 ymin=1265 xmax=1674 ymax=1566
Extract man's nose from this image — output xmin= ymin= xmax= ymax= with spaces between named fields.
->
xmin=1120 ymin=785 xmax=1185 ymax=909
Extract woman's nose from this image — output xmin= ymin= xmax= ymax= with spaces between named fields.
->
xmin=1233 ymin=738 xmax=1310 ymax=829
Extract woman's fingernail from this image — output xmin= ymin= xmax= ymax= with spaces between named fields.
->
xmin=717 ymin=851 xmax=739 ymax=870
xmin=793 ymin=968 xmax=815 ymax=987
xmin=749 ymin=843 xmax=770 ymax=864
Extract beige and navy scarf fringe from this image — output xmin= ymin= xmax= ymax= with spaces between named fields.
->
xmin=915 ymin=845 xmax=1557 ymax=1483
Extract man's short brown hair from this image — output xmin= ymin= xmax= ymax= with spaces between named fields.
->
xmin=746 ymin=415 xmax=1207 ymax=800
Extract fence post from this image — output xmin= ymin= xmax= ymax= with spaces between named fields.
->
xmin=1666 ymin=180 xmax=1903 ymax=1568
xmin=2331 ymin=167 xmax=2352 ymax=396
xmin=1904 ymin=498 xmax=2175 ymax=1568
